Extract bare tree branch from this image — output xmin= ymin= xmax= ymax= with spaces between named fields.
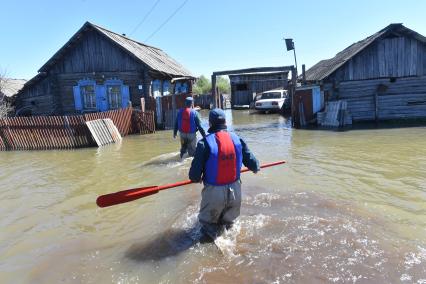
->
xmin=0 ymin=69 xmax=13 ymax=118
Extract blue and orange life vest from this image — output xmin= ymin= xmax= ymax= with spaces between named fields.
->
xmin=177 ymin=108 xmax=197 ymax=133
xmin=204 ymin=131 xmax=243 ymax=185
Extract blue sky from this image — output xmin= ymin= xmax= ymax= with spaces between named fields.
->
xmin=1 ymin=0 xmax=425 ymax=80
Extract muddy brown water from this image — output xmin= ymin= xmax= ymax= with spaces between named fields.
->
xmin=0 ymin=110 xmax=425 ymax=283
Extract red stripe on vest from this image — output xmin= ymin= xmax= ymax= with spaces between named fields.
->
xmin=215 ymin=132 xmax=237 ymax=184
xmin=181 ymin=108 xmax=191 ymax=133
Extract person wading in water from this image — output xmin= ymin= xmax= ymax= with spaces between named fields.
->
xmin=189 ymin=108 xmax=260 ymax=241
xmin=174 ymin=97 xmax=206 ymax=158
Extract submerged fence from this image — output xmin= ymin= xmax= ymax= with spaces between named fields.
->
xmin=0 ymin=108 xmax=156 ymax=151
xmin=132 ymin=110 xmax=156 ymax=134
xmin=83 ymin=108 xmax=133 ymax=136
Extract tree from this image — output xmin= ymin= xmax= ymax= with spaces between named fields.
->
xmin=0 ymin=71 xmax=12 ymax=118
xmin=193 ymin=75 xmax=211 ymax=95
xmin=216 ymin=76 xmax=230 ymax=94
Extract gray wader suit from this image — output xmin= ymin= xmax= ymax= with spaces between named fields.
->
xmin=179 ymin=132 xmax=197 ymax=157
xmin=173 ymin=108 xmax=206 ymax=158
xmin=198 ymin=181 xmax=242 ymax=239
xmin=189 ymin=126 xmax=260 ymax=240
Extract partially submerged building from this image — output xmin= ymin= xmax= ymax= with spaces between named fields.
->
xmin=228 ymin=71 xmax=289 ymax=108
xmin=304 ymin=23 xmax=426 ymax=122
xmin=15 ymin=21 xmax=194 ymax=120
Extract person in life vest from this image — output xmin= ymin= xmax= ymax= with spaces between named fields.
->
xmin=173 ymin=97 xmax=206 ymax=158
xmin=189 ymin=108 xmax=260 ymax=241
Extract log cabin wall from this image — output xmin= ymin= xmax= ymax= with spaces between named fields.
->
xmin=331 ymin=36 xmax=426 ymax=81
xmin=314 ymin=26 xmax=426 ymax=122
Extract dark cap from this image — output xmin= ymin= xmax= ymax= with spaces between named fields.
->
xmin=185 ymin=97 xmax=193 ymax=106
xmin=209 ymin=108 xmax=226 ymax=126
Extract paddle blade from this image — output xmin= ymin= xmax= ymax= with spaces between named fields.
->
xmin=96 ymin=186 xmax=159 ymax=208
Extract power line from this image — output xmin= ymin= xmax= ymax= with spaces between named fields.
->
xmin=129 ymin=0 xmax=161 ymax=36
xmin=145 ymin=0 xmax=189 ymax=42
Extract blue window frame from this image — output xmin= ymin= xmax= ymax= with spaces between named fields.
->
xmin=152 ymin=79 xmax=161 ymax=98
xmin=105 ymin=79 xmax=123 ymax=110
xmin=73 ymin=79 xmax=130 ymax=112
xmin=163 ymin=80 xmax=171 ymax=96
xmin=73 ymin=79 xmax=96 ymax=111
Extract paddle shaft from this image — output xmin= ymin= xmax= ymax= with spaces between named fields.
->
xmin=96 ymin=160 xmax=286 ymax=208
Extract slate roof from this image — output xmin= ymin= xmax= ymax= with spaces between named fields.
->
xmin=305 ymin=24 xmax=426 ymax=81
xmin=38 ymin=21 xmax=193 ymax=78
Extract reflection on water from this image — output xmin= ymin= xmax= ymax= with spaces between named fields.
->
xmin=0 ymin=110 xmax=425 ymax=283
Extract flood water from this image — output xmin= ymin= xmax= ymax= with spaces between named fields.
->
xmin=1 ymin=110 xmax=425 ymax=283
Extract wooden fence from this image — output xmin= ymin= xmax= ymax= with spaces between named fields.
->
xmin=131 ymin=110 xmax=156 ymax=134
xmin=0 ymin=108 xmax=156 ymax=151
xmin=84 ymin=108 xmax=133 ymax=136
xmin=0 ymin=116 xmax=94 ymax=151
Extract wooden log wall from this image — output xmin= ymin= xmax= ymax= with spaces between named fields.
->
xmin=337 ymin=76 xmax=426 ymax=121
xmin=331 ymin=36 xmax=426 ymax=81
xmin=16 ymin=76 xmax=56 ymax=116
xmin=50 ymin=29 xmax=140 ymax=74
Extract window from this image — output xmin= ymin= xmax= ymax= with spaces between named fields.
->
xmin=107 ymin=85 xmax=121 ymax=109
xmin=261 ymin=92 xmax=282 ymax=100
xmin=152 ymin=80 xmax=161 ymax=97
xmin=80 ymin=84 xmax=96 ymax=109
xmin=163 ymin=81 xmax=171 ymax=96
xmin=175 ymin=81 xmax=188 ymax=94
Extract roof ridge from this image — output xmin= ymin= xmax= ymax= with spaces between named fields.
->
xmin=88 ymin=22 xmax=162 ymax=51
xmin=305 ymin=23 xmax=426 ymax=81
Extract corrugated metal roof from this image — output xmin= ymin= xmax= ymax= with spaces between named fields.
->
xmin=39 ymin=22 xmax=193 ymax=78
xmin=305 ymin=24 xmax=426 ymax=81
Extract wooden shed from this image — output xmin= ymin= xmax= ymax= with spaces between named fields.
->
xmin=228 ymin=71 xmax=288 ymax=108
xmin=304 ymin=23 xmax=426 ymax=122
xmin=15 ymin=21 xmax=194 ymax=121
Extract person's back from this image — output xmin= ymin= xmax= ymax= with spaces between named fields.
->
xmin=173 ymin=97 xmax=206 ymax=158
xmin=189 ymin=108 xmax=259 ymax=241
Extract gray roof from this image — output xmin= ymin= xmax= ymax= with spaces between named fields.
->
xmin=39 ymin=21 xmax=193 ymax=78
xmin=0 ymin=78 xmax=27 ymax=97
xmin=305 ymin=24 xmax=426 ymax=81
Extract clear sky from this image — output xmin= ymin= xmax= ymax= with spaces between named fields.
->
xmin=1 ymin=0 xmax=425 ymax=80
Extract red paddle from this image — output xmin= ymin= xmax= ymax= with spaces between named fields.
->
xmin=96 ymin=160 xmax=286 ymax=208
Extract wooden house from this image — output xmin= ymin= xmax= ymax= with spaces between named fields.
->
xmin=228 ymin=71 xmax=288 ymax=107
xmin=304 ymin=23 xmax=426 ymax=122
xmin=15 ymin=22 xmax=194 ymax=119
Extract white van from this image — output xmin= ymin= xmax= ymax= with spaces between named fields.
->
xmin=255 ymin=89 xmax=288 ymax=112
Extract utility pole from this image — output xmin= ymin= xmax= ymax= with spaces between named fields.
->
xmin=284 ymin=38 xmax=298 ymax=76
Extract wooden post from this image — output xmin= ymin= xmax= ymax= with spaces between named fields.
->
xmin=290 ymin=66 xmax=297 ymax=127
xmin=172 ymin=81 xmax=177 ymax=128
xmin=212 ymin=74 xmax=217 ymax=108
xmin=374 ymin=92 xmax=379 ymax=122
xmin=140 ymin=98 xmax=145 ymax=112
xmin=211 ymin=75 xmax=217 ymax=108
